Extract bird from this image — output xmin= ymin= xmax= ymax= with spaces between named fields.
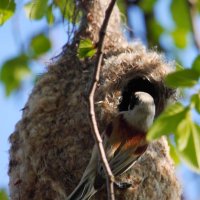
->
xmin=67 ymin=91 xmax=156 ymax=200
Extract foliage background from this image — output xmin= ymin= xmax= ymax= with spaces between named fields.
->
xmin=0 ymin=0 xmax=200 ymax=199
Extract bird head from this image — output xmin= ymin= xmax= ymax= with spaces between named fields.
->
xmin=123 ymin=91 xmax=155 ymax=131
xmin=130 ymin=91 xmax=155 ymax=111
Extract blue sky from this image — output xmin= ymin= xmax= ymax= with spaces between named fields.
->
xmin=0 ymin=0 xmax=200 ymax=199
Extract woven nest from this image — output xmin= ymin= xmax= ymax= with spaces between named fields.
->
xmin=8 ymin=42 xmax=181 ymax=200
xmin=92 ymin=43 xmax=180 ymax=199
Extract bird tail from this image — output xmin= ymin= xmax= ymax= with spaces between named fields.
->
xmin=67 ymin=177 xmax=97 ymax=200
xmin=67 ymin=145 xmax=99 ymax=200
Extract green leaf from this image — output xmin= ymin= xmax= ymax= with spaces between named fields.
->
xmin=191 ymin=93 xmax=200 ymax=113
xmin=139 ymin=0 xmax=156 ymax=13
xmin=78 ymin=39 xmax=97 ymax=58
xmin=171 ymin=0 xmax=191 ymax=30
xmin=194 ymin=0 xmax=200 ymax=12
xmin=24 ymin=0 xmax=48 ymax=20
xmin=147 ymin=103 xmax=188 ymax=140
xmin=46 ymin=4 xmax=55 ymax=25
xmin=192 ymin=55 xmax=200 ymax=73
xmin=175 ymin=114 xmax=191 ymax=150
xmin=0 ymin=189 xmax=9 ymax=200
xmin=198 ymin=1 xmax=200 ymax=12
xmin=146 ymin=18 xmax=164 ymax=45
xmin=0 ymin=0 xmax=16 ymax=25
xmin=192 ymin=124 xmax=200 ymax=168
xmin=178 ymin=123 xmax=200 ymax=173
xmin=167 ymin=139 xmax=180 ymax=165
xmin=175 ymin=63 xmax=184 ymax=71
xmin=172 ymin=28 xmax=188 ymax=49
xmin=30 ymin=34 xmax=51 ymax=57
xmin=117 ymin=0 xmax=126 ymax=19
xmin=54 ymin=0 xmax=81 ymax=23
xmin=0 ymin=55 xmax=31 ymax=96
xmin=165 ymin=69 xmax=199 ymax=88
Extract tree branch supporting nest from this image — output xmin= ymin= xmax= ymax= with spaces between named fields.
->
xmin=88 ymin=0 xmax=117 ymax=199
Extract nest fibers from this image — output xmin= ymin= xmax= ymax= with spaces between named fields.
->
xmin=95 ymin=43 xmax=176 ymax=125
xmin=9 ymin=42 xmax=181 ymax=200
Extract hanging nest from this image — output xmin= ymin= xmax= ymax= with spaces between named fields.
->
xmin=8 ymin=1 xmax=181 ymax=199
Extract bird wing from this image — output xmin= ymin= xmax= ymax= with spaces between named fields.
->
xmin=67 ymin=145 xmax=99 ymax=200
xmin=109 ymin=141 xmax=147 ymax=176
xmin=94 ymin=135 xmax=147 ymax=189
xmin=94 ymin=114 xmax=148 ymax=188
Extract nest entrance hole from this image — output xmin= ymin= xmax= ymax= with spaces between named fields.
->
xmin=118 ymin=76 xmax=158 ymax=112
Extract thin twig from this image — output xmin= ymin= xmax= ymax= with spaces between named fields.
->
xmin=88 ymin=0 xmax=117 ymax=200
xmin=187 ymin=0 xmax=200 ymax=51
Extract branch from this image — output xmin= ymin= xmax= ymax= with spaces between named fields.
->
xmin=88 ymin=0 xmax=117 ymax=200
xmin=187 ymin=0 xmax=200 ymax=51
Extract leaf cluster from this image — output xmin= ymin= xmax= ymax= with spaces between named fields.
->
xmin=0 ymin=0 xmax=81 ymax=95
xmin=147 ymin=56 xmax=200 ymax=172
xmin=0 ymin=33 xmax=51 ymax=95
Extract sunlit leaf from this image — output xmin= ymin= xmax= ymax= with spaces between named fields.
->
xmin=147 ymin=103 xmax=188 ymax=140
xmin=117 ymin=0 xmax=126 ymax=20
xmin=192 ymin=55 xmax=200 ymax=73
xmin=30 ymin=34 xmax=51 ymax=57
xmin=0 ymin=55 xmax=31 ymax=96
xmin=172 ymin=29 xmax=188 ymax=48
xmin=165 ymin=69 xmax=199 ymax=88
xmin=24 ymin=0 xmax=48 ymax=20
xmin=78 ymin=39 xmax=97 ymax=58
xmin=54 ymin=0 xmax=81 ymax=23
xmin=171 ymin=0 xmax=191 ymax=30
xmin=175 ymin=114 xmax=191 ymax=150
xmin=46 ymin=4 xmax=55 ymax=25
xmin=0 ymin=0 xmax=15 ymax=25
xmin=168 ymin=139 xmax=180 ymax=165
xmin=175 ymin=63 xmax=184 ymax=71
xmin=178 ymin=123 xmax=200 ymax=173
xmin=0 ymin=188 xmax=9 ymax=200
xmin=191 ymin=93 xmax=200 ymax=113
xmin=197 ymin=1 xmax=200 ymax=12
xmin=139 ymin=0 xmax=156 ymax=13
xmin=192 ymin=124 xmax=200 ymax=168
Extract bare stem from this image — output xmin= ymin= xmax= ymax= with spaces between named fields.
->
xmin=88 ymin=0 xmax=117 ymax=199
